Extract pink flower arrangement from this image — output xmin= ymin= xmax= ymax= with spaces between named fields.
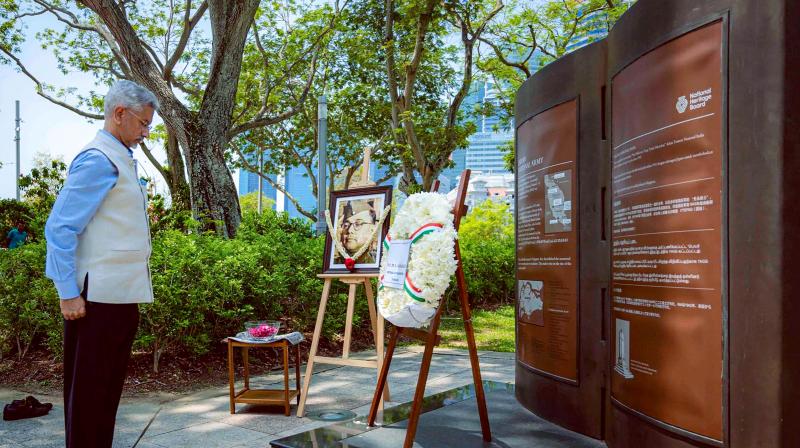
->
xmin=247 ymin=323 xmax=278 ymax=338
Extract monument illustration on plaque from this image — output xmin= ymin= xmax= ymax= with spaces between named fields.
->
xmin=615 ymin=319 xmax=634 ymax=379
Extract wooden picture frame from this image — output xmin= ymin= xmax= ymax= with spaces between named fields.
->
xmin=322 ymin=185 xmax=392 ymax=274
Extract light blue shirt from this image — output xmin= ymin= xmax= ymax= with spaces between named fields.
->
xmin=45 ymin=130 xmax=134 ymax=300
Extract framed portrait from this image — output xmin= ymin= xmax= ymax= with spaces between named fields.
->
xmin=323 ymin=185 xmax=392 ymax=274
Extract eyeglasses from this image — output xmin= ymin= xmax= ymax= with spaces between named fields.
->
xmin=342 ymin=219 xmax=374 ymax=232
xmin=128 ymin=110 xmax=152 ymax=131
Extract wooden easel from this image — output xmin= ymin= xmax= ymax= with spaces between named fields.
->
xmin=296 ymin=273 xmax=391 ymax=416
xmin=367 ymin=169 xmax=492 ymax=447
xmin=296 ymin=148 xmax=390 ymax=417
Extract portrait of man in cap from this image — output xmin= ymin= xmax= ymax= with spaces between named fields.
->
xmin=334 ymin=197 xmax=381 ymax=265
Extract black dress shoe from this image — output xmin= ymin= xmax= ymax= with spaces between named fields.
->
xmin=3 ymin=397 xmax=51 ymax=421
xmin=25 ymin=395 xmax=52 ymax=411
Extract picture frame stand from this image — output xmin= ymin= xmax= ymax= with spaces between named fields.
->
xmin=296 ymin=272 xmax=391 ymax=417
xmin=366 ymin=169 xmax=492 ymax=447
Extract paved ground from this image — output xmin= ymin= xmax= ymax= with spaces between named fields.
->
xmin=0 ymin=347 xmax=515 ymax=448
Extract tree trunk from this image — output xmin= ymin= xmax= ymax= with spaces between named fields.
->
xmin=153 ymin=339 xmax=161 ymax=374
xmin=422 ymin=168 xmax=436 ymax=192
xmin=184 ymin=126 xmax=241 ymax=238
xmin=164 ymin=127 xmax=191 ymax=211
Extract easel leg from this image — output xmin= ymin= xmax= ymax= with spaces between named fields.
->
xmin=297 ymin=278 xmax=332 ymax=417
xmin=404 ymin=316 xmax=442 ymax=448
xmin=364 ymin=278 xmax=390 ymax=402
xmin=368 ymin=326 xmax=401 ymax=426
xmin=456 ymin=243 xmax=492 ymax=442
xmin=343 ymin=282 xmax=357 ymax=359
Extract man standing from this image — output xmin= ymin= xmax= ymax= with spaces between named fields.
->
xmin=45 ymin=80 xmax=157 ymax=447
xmin=6 ymin=221 xmax=28 ymax=249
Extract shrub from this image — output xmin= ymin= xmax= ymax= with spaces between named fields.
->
xmin=0 ymin=241 xmax=61 ymax=360
xmin=444 ymin=199 xmax=515 ymax=309
xmin=0 ymin=201 xmax=514 ymax=370
xmin=137 ymin=209 xmax=361 ymax=372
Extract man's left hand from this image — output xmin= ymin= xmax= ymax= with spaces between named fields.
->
xmin=61 ymin=297 xmax=87 ymax=320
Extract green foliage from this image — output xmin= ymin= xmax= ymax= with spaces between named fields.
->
xmin=0 ymin=242 xmax=61 ymax=360
xmin=0 ymin=156 xmax=67 ymax=244
xmin=446 ymin=200 xmax=515 ymax=308
xmin=18 ymin=158 xmax=67 ymax=214
xmin=147 ymin=193 xmax=198 ymax=235
xmin=477 ymin=0 xmax=634 ymax=171
xmin=0 ymin=186 xmax=514 ymax=370
xmin=239 ymin=192 xmax=276 ymax=214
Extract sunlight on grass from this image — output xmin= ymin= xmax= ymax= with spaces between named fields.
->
xmin=428 ymin=305 xmax=515 ymax=353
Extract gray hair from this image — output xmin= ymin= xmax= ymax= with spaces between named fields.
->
xmin=104 ymin=80 xmax=159 ymax=119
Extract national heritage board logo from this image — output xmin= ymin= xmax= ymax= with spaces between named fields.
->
xmin=676 ymin=95 xmax=689 ymax=114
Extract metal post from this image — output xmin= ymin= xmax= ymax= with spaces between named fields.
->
xmin=315 ymin=96 xmax=328 ymax=236
xmin=257 ymin=148 xmax=263 ymax=214
xmin=15 ymin=100 xmax=21 ymax=201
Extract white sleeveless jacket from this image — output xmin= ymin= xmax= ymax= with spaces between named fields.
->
xmin=74 ymin=131 xmax=154 ymax=303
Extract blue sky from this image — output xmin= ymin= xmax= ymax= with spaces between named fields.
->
xmin=0 ymin=13 xmax=175 ymax=200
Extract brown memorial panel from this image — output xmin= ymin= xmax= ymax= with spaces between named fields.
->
xmin=516 ymin=99 xmax=579 ymax=382
xmin=610 ymin=21 xmax=724 ymax=442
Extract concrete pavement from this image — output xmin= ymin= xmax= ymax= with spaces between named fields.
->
xmin=0 ymin=347 xmax=515 ymax=448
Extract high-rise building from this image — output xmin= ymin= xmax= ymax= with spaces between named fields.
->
xmin=441 ymin=79 xmax=514 ymax=188
xmin=238 ymin=160 xmax=394 ymax=220
xmin=238 ymin=167 xmax=278 ymax=209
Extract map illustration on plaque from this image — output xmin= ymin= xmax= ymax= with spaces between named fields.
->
xmin=614 ymin=319 xmax=634 ymax=379
xmin=544 ymin=170 xmax=573 ymax=233
xmin=518 ymin=280 xmax=544 ymax=326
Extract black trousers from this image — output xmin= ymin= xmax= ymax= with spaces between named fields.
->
xmin=63 ymin=291 xmax=139 ymax=448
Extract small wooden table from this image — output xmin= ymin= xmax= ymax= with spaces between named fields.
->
xmin=226 ymin=338 xmax=301 ymax=416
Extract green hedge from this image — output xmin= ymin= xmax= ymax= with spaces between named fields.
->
xmin=0 ymin=241 xmax=62 ymax=360
xmin=0 ymin=201 xmax=514 ymax=369
xmin=445 ymin=200 xmax=515 ymax=309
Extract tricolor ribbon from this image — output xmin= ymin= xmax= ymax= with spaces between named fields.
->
xmin=379 ymin=222 xmax=444 ymax=303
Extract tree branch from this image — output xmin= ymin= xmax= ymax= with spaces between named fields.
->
xmin=13 ymin=8 xmax=48 ymax=20
xmin=164 ymin=0 xmax=208 ymax=81
xmin=0 ymin=47 xmax=104 ymax=120
xmin=139 ymin=141 xmax=166 ymax=175
xmin=139 ymin=37 xmax=165 ymax=72
xmin=384 ymin=0 xmax=401 ymax=136
xmin=32 ymin=0 xmax=97 ymax=33
xmin=447 ymin=0 xmax=504 ymax=131
xmin=78 ymin=0 xmax=193 ymax=129
xmin=227 ymin=50 xmax=318 ymax=138
xmin=277 ymin=123 xmax=317 ymax=197
xmin=232 ymin=143 xmax=317 ymax=221
xmin=478 ymin=35 xmax=530 ymax=77
xmin=85 ymin=61 xmax=127 ymax=80
xmin=172 ymin=76 xmax=202 ymax=96
xmin=402 ymin=0 xmax=437 ymax=107
xmin=398 ymin=0 xmax=437 ymax=177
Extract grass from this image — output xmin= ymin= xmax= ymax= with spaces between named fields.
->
xmin=408 ymin=305 xmax=515 ymax=353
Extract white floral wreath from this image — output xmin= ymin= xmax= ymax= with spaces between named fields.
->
xmin=377 ymin=192 xmax=458 ymax=328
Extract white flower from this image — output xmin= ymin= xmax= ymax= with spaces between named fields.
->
xmin=378 ymin=192 xmax=457 ymax=328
